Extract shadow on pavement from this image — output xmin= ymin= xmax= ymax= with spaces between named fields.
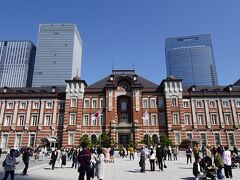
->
xmin=178 ymin=167 xmax=192 ymax=169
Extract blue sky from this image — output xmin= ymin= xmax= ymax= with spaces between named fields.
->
xmin=0 ymin=0 xmax=239 ymax=85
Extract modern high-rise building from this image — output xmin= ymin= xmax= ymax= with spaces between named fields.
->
xmin=32 ymin=24 xmax=82 ymax=87
xmin=0 ymin=41 xmax=36 ymax=87
xmin=165 ymin=34 xmax=218 ymax=86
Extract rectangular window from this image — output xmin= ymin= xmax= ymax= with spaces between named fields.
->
xmin=186 ymin=133 xmax=193 ymax=140
xmin=91 ymin=114 xmax=97 ymax=126
xmin=2 ymin=134 xmax=8 ymax=149
xmin=175 ymin=132 xmax=181 ymax=145
xmin=200 ymin=133 xmax=207 ymax=147
xmin=151 ymin=113 xmax=157 ymax=126
xmin=99 ymin=113 xmax=104 ymax=126
xmin=44 ymin=114 xmax=51 ymax=126
xmin=58 ymin=113 xmax=64 ymax=126
xmin=142 ymin=98 xmax=148 ymax=108
xmin=183 ymin=100 xmax=190 ymax=108
xmin=70 ymin=97 xmax=77 ymax=107
xmin=59 ymin=101 xmax=65 ymax=109
xmin=143 ymin=112 xmax=149 ymax=126
xmin=68 ymin=133 xmax=74 ymax=145
xmin=29 ymin=134 xmax=35 ymax=147
xmin=184 ymin=113 xmax=191 ymax=125
xmin=159 ymin=113 xmax=166 ymax=126
xmin=197 ymin=113 xmax=204 ymax=125
xmin=222 ymin=100 xmax=230 ymax=108
xmin=6 ymin=101 xmax=14 ymax=109
xmin=211 ymin=113 xmax=218 ymax=125
xmin=214 ymin=133 xmax=221 ymax=146
xmin=69 ymin=113 xmax=76 ymax=125
xmin=100 ymin=98 xmax=104 ymax=108
xmin=19 ymin=102 xmax=27 ymax=109
xmin=150 ymin=98 xmax=157 ymax=108
xmin=209 ymin=100 xmax=216 ymax=108
xmin=17 ymin=114 xmax=25 ymax=126
xmin=15 ymin=134 xmax=21 ymax=148
xmin=92 ymin=99 xmax=98 ymax=108
xmin=172 ymin=97 xmax=178 ymax=107
xmin=84 ymin=99 xmax=90 ymax=108
xmin=196 ymin=100 xmax=203 ymax=108
xmin=158 ymin=97 xmax=164 ymax=108
xmin=172 ymin=112 xmax=179 ymax=125
xmin=46 ymin=101 xmax=53 ymax=109
xmin=121 ymin=102 xmax=127 ymax=110
xmin=31 ymin=114 xmax=39 ymax=126
xmin=33 ymin=102 xmax=40 ymax=109
xmin=4 ymin=114 xmax=12 ymax=126
xmin=224 ymin=113 xmax=232 ymax=125
xmin=83 ymin=114 xmax=89 ymax=126
xmin=235 ymin=100 xmax=240 ymax=108
xmin=228 ymin=133 xmax=235 ymax=146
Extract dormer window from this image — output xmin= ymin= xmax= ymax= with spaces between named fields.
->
xmin=109 ymin=75 xmax=114 ymax=81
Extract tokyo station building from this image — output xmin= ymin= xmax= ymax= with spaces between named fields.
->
xmin=1 ymin=70 xmax=240 ymax=150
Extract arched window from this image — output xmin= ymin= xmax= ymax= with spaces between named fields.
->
xmin=143 ymin=134 xmax=151 ymax=145
xmin=91 ymin=134 xmax=97 ymax=144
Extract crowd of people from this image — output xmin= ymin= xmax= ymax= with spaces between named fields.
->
xmin=192 ymin=143 xmax=238 ymax=179
xmin=0 ymin=143 xmax=239 ymax=180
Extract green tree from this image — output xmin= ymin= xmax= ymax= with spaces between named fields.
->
xmin=159 ymin=134 xmax=172 ymax=147
xmin=79 ymin=134 xmax=90 ymax=147
xmin=141 ymin=134 xmax=152 ymax=146
xmin=98 ymin=133 xmax=111 ymax=147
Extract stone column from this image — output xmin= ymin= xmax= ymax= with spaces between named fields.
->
xmin=217 ymin=99 xmax=225 ymax=128
xmin=231 ymin=99 xmax=238 ymax=128
xmin=204 ymin=100 xmax=211 ymax=128
xmin=0 ymin=101 xmax=6 ymax=129
xmin=191 ymin=99 xmax=197 ymax=128
xmin=38 ymin=100 xmax=45 ymax=127
xmin=12 ymin=101 xmax=19 ymax=126
xmin=25 ymin=101 xmax=32 ymax=127
xmin=52 ymin=100 xmax=58 ymax=128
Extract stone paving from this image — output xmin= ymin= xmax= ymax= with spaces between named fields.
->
xmin=0 ymin=153 xmax=240 ymax=180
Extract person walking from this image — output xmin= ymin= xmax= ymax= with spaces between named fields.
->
xmin=139 ymin=147 xmax=146 ymax=173
xmin=149 ymin=146 xmax=156 ymax=171
xmin=109 ymin=147 xmax=115 ymax=163
xmin=186 ymin=146 xmax=192 ymax=165
xmin=2 ymin=149 xmax=19 ymax=180
xmin=50 ymin=148 xmax=58 ymax=170
xmin=172 ymin=146 xmax=178 ymax=161
xmin=156 ymin=144 xmax=164 ymax=171
xmin=21 ymin=147 xmax=31 ymax=176
xmin=94 ymin=147 xmax=105 ymax=180
xmin=167 ymin=146 xmax=172 ymax=161
xmin=129 ymin=146 xmax=134 ymax=160
xmin=223 ymin=145 xmax=233 ymax=178
xmin=193 ymin=143 xmax=200 ymax=162
xmin=72 ymin=148 xmax=78 ymax=168
xmin=61 ymin=149 xmax=67 ymax=168
xmin=78 ymin=143 xmax=91 ymax=180
xmin=213 ymin=148 xmax=224 ymax=180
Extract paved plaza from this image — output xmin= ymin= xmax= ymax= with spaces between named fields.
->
xmin=0 ymin=153 xmax=240 ymax=180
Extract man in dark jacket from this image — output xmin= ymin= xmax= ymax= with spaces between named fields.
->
xmin=156 ymin=144 xmax=164 ymax=171
xmin=78 ymin=143 xmax=91 ymax=180
xmin=21 ymin=147 xmax=31 ymax=176
xmin=51 ymin=148 xmax=58 ymax=170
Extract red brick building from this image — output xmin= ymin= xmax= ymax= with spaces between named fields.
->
xmin=1 ymin=70 xmax=240 ymax=150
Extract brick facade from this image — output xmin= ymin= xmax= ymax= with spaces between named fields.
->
xmin=0 ymin=70 xmax=240 ymax=150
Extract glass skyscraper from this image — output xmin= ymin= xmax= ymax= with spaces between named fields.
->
xmin=0 ymin=41 xmax=36 ymax=87
xmin=165 ymin=34 xmax=218 ymax=86
xmin=32 ymin=24 xmax=82 ymax=87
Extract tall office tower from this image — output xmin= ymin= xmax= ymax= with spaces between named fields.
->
xmin=0 ymin=41 xmax=36 ymax=87
xmin=165 ymin=34 xmax=218 ymax=86
xmin=32 ymin=24 xmax=82 ymax=87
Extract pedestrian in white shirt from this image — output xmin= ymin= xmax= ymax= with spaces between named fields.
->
xmin=223 ymin=146 xmax=233 ymax=178
xmin=149 ymin=146 xmax=156 ymax=171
